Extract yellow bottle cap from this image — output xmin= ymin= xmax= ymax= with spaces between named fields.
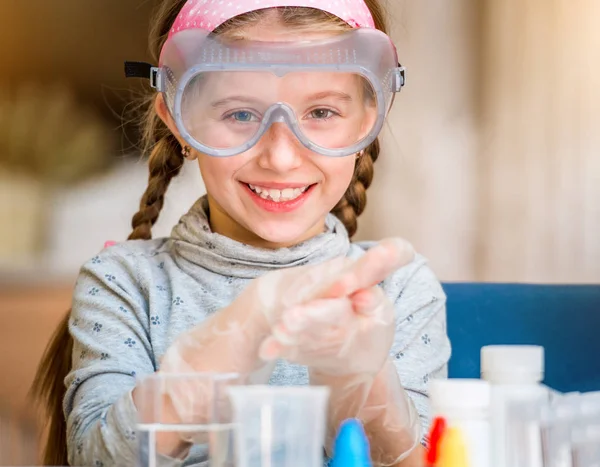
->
xmin=437 ymin=427 xmax=469 ymax=467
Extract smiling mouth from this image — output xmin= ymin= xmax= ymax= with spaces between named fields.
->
xmin=245 ymin=183 xmax=314 ymax=202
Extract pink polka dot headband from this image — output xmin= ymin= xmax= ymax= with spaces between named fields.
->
xmin=169 ymin=0 xmax=376 ymax=37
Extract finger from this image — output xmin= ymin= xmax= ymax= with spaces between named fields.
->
xmin=319 ymin=238 xmax=415 ymax=299
xmin=351 ymin=286 xmax=387 ymax=316
xmin=272 ymin=298 xmax=353 ymax=345
xmin=258 ymin=336 xmax=284 ymax=361
xmin=262 ymin=329 xmax=351 ymax=363
xmin=259 ymin=334 xmax=338 ymax=361
xmin=285 ymin=324 xmax=360 ymax=363
xmin=279 ymin=257 xmax=353 ymax=307
xmin=255 ymin=258 xmax=349 ymax=312
xmin=282 ymin=298 xmax=353 ymax=331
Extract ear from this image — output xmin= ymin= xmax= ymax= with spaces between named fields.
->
xmin=155 ymin=94 xmax=184 ymax=146
xmin=154 ymin=94 xmax=198 ymax=160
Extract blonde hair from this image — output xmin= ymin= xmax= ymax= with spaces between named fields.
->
xmin=130 ymin=1 xmax=389 ymax=240
xmin=30 ymin=5 xmax=389 ymax=464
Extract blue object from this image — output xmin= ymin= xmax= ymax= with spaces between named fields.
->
xmin=331 ymin=419 xmax=372 ymax=467
xmin=443 ymin=283 xmax=600 ymax=393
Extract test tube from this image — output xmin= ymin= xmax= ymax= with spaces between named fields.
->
xmin=227 ymin=386 xmax=330 ymax=467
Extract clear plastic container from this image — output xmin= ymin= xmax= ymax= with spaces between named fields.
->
xmin=569 ymin=396 xmax=600 ymax=467
xmin=227 ymin=385 xmax=330 ymax=467
xmin=571 ymin=439 xmax=600 ymax=467
xmin=571 ymin=421 xmax=600 ymax=467
xmin=429 ymin=378 xmax=492 ymax=467
xmin=135 ymin=372 xmax=241 ymax=467
xmin=481 ymin=345 xmax=549 ymax=467
xmin=540 ymin=392 xmax=600 ymax=467
xmin=541 ymin=395 xmax=581 ymax=467
xmin=505 ymin=398 xmax=547 ymax=467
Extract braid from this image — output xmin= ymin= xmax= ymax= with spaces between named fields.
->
xmin=331 ymin=138 xmax=380 ymax=237
xmin=128 ymin=131 xmax=184 ymax=240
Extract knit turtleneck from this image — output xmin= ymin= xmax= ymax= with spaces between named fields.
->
xmin=170 ymin=196 xmax=351 ymax=279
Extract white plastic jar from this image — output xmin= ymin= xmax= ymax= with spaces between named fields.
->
xmin=429 ymin=379 xmax=492 ymax=467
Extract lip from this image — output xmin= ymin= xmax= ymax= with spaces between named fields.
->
xmin=242 ymin=181 xmax=314 ymax=189
xmin=240 ymin=181 xmax=316 ymax=213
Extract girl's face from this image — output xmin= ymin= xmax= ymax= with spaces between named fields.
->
xmin=158 ymin=22 xmax=374 ymax=248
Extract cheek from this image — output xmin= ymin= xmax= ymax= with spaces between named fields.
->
xmin=321 ymin=158 xmax=357 ymax=196
xmin=197 ymin=156 xmax=243 ymax=191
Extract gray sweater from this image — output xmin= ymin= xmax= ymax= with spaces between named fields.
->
xmin=65 ymin=197 xmax=451 ymax=466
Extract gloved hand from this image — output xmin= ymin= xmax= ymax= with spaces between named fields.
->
xmin=259 ymin=285 xmax=394 ymax=376
xmin=140 ymin=254 xmax=356 ymax=455
xmin=258 ymin=237 xmax=413 ymax=376
xmin=150 ymin=237 xmax=418 ymax=461
xmin=158 ymin=254 xmax=354 ymax=380
xmin=155 ymin=246 xmax=385 ymax=430
xmin=258 ymin=238 xmax=421 ymax=466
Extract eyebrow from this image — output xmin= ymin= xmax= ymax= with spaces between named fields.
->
xmin=211 ymin=96 xmax=261 ymax=108
xmin=211 ymin=90 xmax=354 ymax=108
xmin=307 ymin=90 xmax=353 ymax=102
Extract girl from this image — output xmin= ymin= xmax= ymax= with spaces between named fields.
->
xmin=33 ymin=0 xmax=451 ymax=465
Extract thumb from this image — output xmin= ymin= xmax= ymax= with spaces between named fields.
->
xmin=258 ymin=336 xmax=284 ymax=361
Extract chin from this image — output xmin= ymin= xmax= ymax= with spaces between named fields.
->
xmin=248 ymin=218 xmax=322 ymax=248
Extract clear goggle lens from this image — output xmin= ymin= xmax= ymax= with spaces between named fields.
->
xmin=179 ymin=70 xmax=379 ymax=154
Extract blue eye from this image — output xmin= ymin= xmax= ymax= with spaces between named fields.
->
xmin=232 ymin=111 xmax=256 ymax=122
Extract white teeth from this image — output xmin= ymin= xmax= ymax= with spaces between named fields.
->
xmin=247 ymin=184 xmax=310 ymax=202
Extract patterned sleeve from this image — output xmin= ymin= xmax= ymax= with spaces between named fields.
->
xmin=386 ymin=258 xmax=451 ymax=444
xmin=64 ymin=249 xmax=155 ymax=467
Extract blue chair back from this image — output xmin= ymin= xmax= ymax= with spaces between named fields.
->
xmin=442 ymin=283 xmax=600 ymax=393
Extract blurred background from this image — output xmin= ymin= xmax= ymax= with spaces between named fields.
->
xmin=0 ymin=0 xmax=599 ymax=463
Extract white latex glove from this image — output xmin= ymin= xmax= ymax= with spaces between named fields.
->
xmin=355 ymin=359 xmax=421 ymax=466
xmin=258 ymin=238 xmax=421 ymax=466
xmin=138 ymin=255 xmax=357 ymax=455
xmin=258 ymin=237 xmax=413 ymax=375
xmin=159 ymin=255 xmax=354 ymax=378
xmin=154 ymin=249 xmax=381 ymax=430
xmin=259 ymin=286 xmax=393 ymax=375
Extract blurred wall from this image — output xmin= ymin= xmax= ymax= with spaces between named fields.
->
xmin=0 ymin=0 xmax=154 ymax=119
xmin=358 ymin=0 xmax=600 ymax=283
xmin=476 ymin=0 xmax=600 ymax=282
xmin=357 ymin=0 xmax=481 ymax=281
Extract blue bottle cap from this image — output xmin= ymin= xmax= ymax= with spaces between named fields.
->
xmin=331 ymin=419 xmax=372 ymax=467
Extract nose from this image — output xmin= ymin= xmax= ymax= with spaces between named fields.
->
xmin=256 ymin=123 xmax=305 ymax=173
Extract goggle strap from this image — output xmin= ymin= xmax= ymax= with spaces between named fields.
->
xmin=123 ymin=60 xmax=405 ymax=93
xmin=124 ymin=61 xmax=161 ymax=90
xmin=394 ymin=64 xmax=406 ymax=92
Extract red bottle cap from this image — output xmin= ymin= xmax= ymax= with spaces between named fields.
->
xmin=425 ymin=416 xmax=447 ymax=465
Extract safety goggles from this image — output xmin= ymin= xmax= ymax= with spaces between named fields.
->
xmin=125 ymin=28 xmax=405 ymax=157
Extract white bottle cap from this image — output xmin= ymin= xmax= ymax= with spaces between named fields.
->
xmin=429 ymin=379 xmax=491 ymax=415
xmin=480 ymin=345 xmax=544 ymax=383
